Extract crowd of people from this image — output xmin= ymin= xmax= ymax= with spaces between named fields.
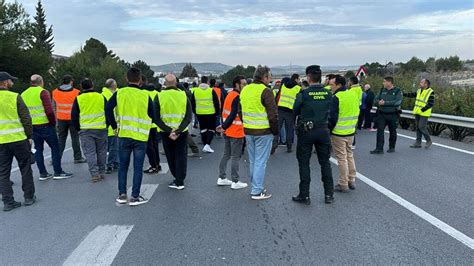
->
xmin=0 ymin=65 xmax=435 ymax=210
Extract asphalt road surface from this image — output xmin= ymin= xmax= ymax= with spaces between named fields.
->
xmin=1 ymin=128 xmax=473 ymax=265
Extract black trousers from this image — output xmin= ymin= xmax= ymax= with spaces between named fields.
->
xmin=277 ymin=110 xmax=296 ymax=147
xmin=376 ymin=112 xmax=398 ymax=150
xmin=146 ymin=128 xmax=160 ymax=168
xmin=160 ymin=132 xmax=188 ymax=186
xmin=363 ymin=107 xmax=373 ymax=129
xmin=296 ymin=127 xmax=333 ymax=197
xmin=197 ymin=114 xmax=216 ymax=145
xmin=0 ymin=140 xmax=35 ymax=204
xmin=57 ymin=119 xmax=82 ymax=160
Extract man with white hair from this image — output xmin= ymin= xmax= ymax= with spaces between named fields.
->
xmin=21 ymin=74 xmax=72 ymax=180
xmin=101 ymin=79 xmax=119 ymax=174
xmin=154 ymin=74 xmax=192 ymax=190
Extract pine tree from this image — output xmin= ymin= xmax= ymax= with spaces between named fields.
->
xmin=179 ymin=63 xmax=198 ymax=78
xmin=31 ymin=0 xmax=54 ymax=54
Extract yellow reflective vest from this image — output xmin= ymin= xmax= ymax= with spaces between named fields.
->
xmin=77 ymin=92 xmax=106 ymax=130
xmin=101 ymin=87 xmax=115 ymax=136
xmin=240 ymin=83 xmax=270 ymax=130
xmin=157 ymin=89 xmax=188 ymax=132
xmin=332 ymin=90 xmax=359 ymax=136
xmin=0 ymin=90 xmax=27 ymax=144
xmin=413 ymin=88 xmax=434 ymax=117
xmin=193 ymin=87 xmax=215 ymax=115
xmin=116 ymin=87 xmax=152 ymax=142
xmin=21 ymin=86 xmax=49 ymax=125
xmin=278 ymin=84 xmax=301 ymax=110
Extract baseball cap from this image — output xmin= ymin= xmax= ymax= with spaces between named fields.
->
xmin=0 ymin=72 xmax=18 ymax=82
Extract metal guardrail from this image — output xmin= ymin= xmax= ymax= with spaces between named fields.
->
xmin=371 ymin=108 xmax=474 ymax=129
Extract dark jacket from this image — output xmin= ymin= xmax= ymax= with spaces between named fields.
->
xmin=153 ymin=86 xmax=192 ymax=134
xmin=365 ymin=89 xmax=375 ymax=109
xmin=293 ymin=84 xmax=332 ymax=126
xmin=374 ymin=87 xmax=403 ymax=113
xmin=71 ymin=89 xmax=108 ymax=131
xmin=238 ymin=81 xmax=279 ymax=136
xmin=105 ymin=84 xmax=155 ymax=131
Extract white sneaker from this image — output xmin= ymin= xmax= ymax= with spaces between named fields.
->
xmin=351 ymin=145 xmax=356 ymax=150
xmin=202 ymin=144 xmax=214 ymax=153
xmin=231 ymin=181 xmax=248 ymax=190
xmin=217 ymin=178 xmax=232 ymax=186
xmin=251 ymin=190 xmax=272 ymax=200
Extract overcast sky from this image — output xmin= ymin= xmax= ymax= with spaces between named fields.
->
xmin=11 ymin=0 xmax=474 ymax=66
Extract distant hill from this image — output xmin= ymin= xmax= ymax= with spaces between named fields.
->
xmin=151 ymin=63 xmax=233 ymax=75
xmin=151 ymin=62 xmax=361 ymax=76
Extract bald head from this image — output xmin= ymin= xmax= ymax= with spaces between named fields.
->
xmin=164 ymin=74 xmax=177 ymax=87
xmin=105 ymin=78 xmax=117 ymax=91
xmin=364 ymin=84 xmax=371 ymax=91
xmin=31 ymin=74 xmax=44 ymax=87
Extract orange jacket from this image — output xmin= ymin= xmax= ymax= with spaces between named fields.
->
xmin=222 ymin=90 xmax=244 ymax=138
xmin=213 ymin=87 xmax=222 ymax=107
xmin=52 ymin=88 xmax=80 ymax=120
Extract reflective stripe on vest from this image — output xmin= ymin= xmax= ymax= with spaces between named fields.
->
xmin=157 ymin=90 xmax=188 ymax=133
xmin=240 ymin=83 xmax=270 ymax=129
xmin=102 ymin=87 xmax=115 ymax=136
xmin=222 ymin=90 xmax=244 ymax=138
xmin=0 ymin=91 xmax=27 ymax=144
xmin=52 ymin=88 xmax=80 ymax=120
xmin=117 ymin=88 xmax=152 ymax=142
xmin=332 ymin=90 xmax=360 ymax=135
xmin=350 ymin=85 xmax=363 ymax=106
xmin=194 ymin=87 xmax=215 ymax=115
xmin=278 ymin=84 xmax=301 ymax=110
xmin=77 ymin=92 xmax=106 ymax=130
xmin=21 ymin=86 xmax=49 ymax=125
xmin=413 ymin=88 xmax=433 ymax=117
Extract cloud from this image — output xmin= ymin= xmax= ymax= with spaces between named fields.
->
xmin=7 ymin=0 xmax=474 ymax=66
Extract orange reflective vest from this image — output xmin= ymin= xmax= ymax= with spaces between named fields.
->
xmin=222 ymin=90 xmax=244 ymax=138
xmin=52 ymin=88 xmax=80 ymax=120
xmin=213 ymin=87 xmax=222 ymax=107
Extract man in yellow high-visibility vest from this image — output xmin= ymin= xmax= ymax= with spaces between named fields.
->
xmin=404 ymin=79 xmax=435 ymax=148
xmin=71 ymin=79 xmax=108 ymax=183
xmin=154 ymin=74 xmax=192 ymax=190
xmin=275 ymin=74 xmax=301 ymax=153
xmin=239 ymin=66 xmax=279 ymax=200
xmin=191 ymin=76 xmax=220 ymax=153
xmin=102 ymin=79 xmax=119 ymax=174
xmin=0 ymin=71 xmax=36 ymax=211
xmin=106 ymin=68 xmax=155 ymax=206
xmin=21 ymin=74 xmax=72 ymax=180
xmin=328 ymin=76 xmax=359 ymax=192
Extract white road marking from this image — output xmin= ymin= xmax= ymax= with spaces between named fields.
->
xmin=10 ymin=147 xmax=73 ymax=173
xmin=385 ymin=131 xmax=474 ymax=155
xmin=116 ymin=184 xmax=159 ymax=207
xmin=330 ymin=157 xmax=474 ymax=250
xmin=63 ymin=225 xmax=133 ymax=266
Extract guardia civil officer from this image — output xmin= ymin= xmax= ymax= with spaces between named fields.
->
xmin=292 ymin=65 xmax=334 ymax=205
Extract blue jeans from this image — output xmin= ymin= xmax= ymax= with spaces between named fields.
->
xmin=107 ymin=136 xmax=119 ymax=168
xmin=32 ymin=125 xmax=62 ymax=175
xmin=118 ymin=138 xmax=147 ymax=198
xmin=245 ymin=134 xmax=273 ymax=195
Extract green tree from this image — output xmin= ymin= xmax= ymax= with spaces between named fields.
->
xmin=220 ymin=65 xmax=256 ymax=86
xmin=31 ymin=0 xmax=54 ymax=54
xmin=344 ymin=70 xmax=355 ymax=78
xmin=179 ymin=63 xmax=198 ymax=78
xmin=132 ymin=60 xmax=156 ymax=83
xmin=400 ymin=56 xmax=425 ymax=73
